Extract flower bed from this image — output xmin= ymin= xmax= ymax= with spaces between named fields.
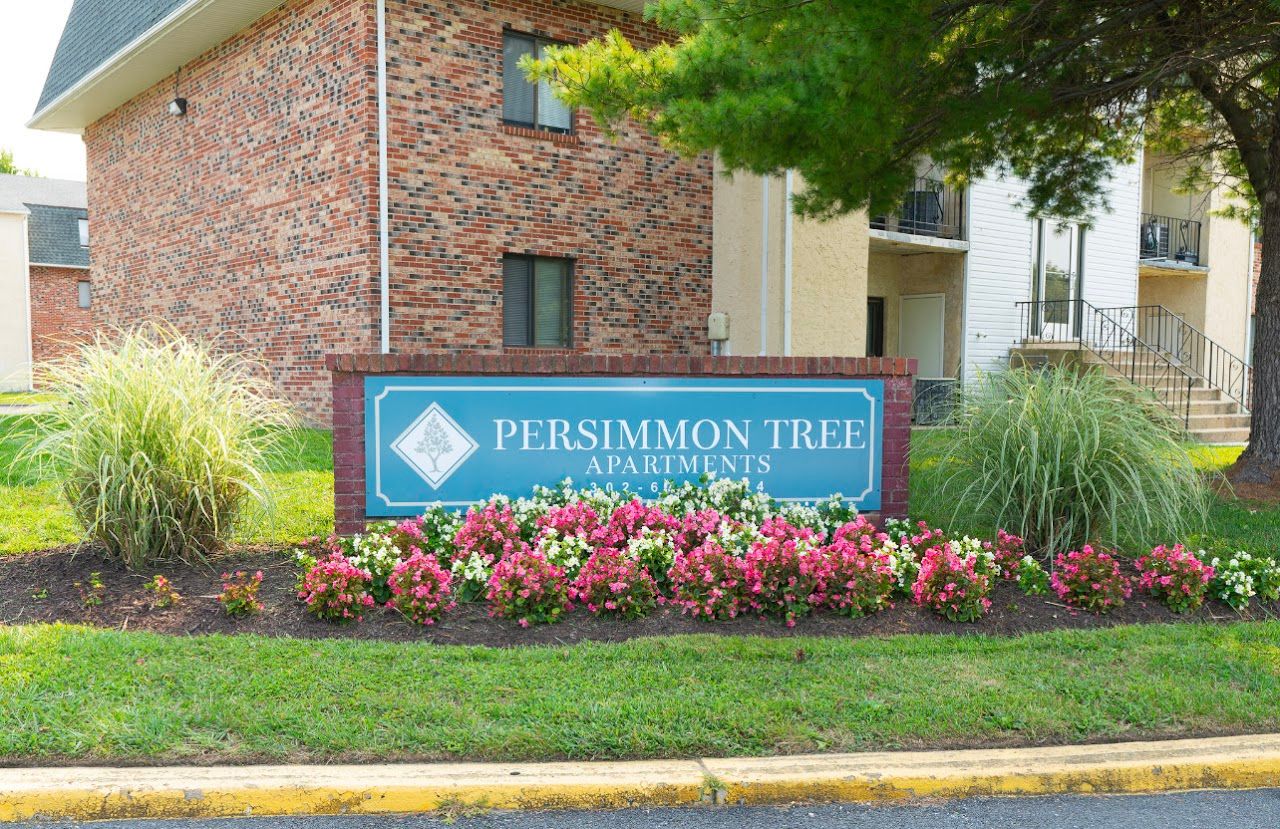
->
xmin=7 ymin=477 xmax=1277 ymax=643
xmin=284 ymin=478 xmax=1174 ymax=628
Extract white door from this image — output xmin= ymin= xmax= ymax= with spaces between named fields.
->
xmin=899 ymin=294 xmax=946 ymax=378
xmin=1032 ymin=220 xmax=1080 ymax=340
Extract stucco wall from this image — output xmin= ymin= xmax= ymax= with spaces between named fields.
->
xmin=867 ymin=251 xmax=964 ymax=378
xmin=712 ymin=168 xmax=866 ymax=357
xmin=0 ymin=212 xmax=31 ymax=391
xmin=1202 ymin=201 xmax=1252 ymax=357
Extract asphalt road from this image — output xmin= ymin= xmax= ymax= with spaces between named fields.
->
xmin=18 ymin=789 xmax=1280 ymax=829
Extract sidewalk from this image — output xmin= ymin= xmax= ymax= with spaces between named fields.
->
xmin=2 ymin=734 xmax=1279 ymax=822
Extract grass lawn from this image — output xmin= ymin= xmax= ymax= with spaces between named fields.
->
xmin=1 ymin=621 xmax=1278 ymax=764
xmin=0 ymin=392 xmax=58 ymax=406
xmin=0 ymin=416 xmax=333 ymax=555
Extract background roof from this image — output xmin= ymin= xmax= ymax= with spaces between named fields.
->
xmin=27 ymin=204 xmax=90 ymax=267
xmin=0 ymin=174 xmax=87 ymax=213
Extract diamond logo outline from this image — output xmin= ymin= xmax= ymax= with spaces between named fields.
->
xmin=390 ymin=402 xmax=479 ymax=490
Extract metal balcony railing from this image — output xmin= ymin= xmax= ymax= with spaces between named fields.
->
xmin=1139 ymin=212 xmax=1202 ymax=266
xmin=870 ymin=177 xmax=965 ymax=240
xmin=1017 ymin=299 xmax=1196 ymax=426
xmin=1098 ymin=305 xmax=1251 ymax=412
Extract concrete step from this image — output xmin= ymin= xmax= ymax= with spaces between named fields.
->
xmin=1186 ymin=400 xmax=1246 ymax=416
xmin=1186 ymin=413 xmax=1252 ymax=431
xmin=1189 ymin=427 xmax=1251 ymax=445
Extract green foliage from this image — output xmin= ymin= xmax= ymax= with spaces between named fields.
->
xmin=916 ymin=366 xmax=1211 ymax=557
xmin=529 ymin=1 xmax=1271 ymax=224
xmin=0 ymin=148 xmax=39 ymax=177
xmin=14 ymin=326 xmax=295 ymax=569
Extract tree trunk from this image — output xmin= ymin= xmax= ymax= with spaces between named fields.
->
xmin=1229 ymin=195 xmax=1280 ymax=484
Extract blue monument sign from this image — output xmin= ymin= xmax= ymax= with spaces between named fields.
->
xmin=365 ymin=376 xmax=884 ymax=516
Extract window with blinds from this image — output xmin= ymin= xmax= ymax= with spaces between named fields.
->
xmin=502 ymin=255 xmax=572 ymax=348
xmin=502 ymin=31 xmax=573 ymax=133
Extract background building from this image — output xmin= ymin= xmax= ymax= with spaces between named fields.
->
xmin=0 ymin=174 xmax=91 ymax=391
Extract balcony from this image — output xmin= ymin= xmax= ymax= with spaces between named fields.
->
xmin=1139 ymin=212 xmax=1202 ymax=267
xmin=870 ymin=177 xmax=966 ymax=243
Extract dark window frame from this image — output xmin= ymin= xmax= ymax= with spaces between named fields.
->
xmin=502 ymin=29 xmax=575 ymax=135
xmin=502 ymin=253 xmax=575 ymax=348
xmin=866 ymin=297 xmax=885 ymax=357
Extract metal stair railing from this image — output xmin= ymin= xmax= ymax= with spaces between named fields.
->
xmin=1016 ymin=299 xmax=1195 ymax=426
xmin=1096 ymin=304 xmax=1251 ymax=412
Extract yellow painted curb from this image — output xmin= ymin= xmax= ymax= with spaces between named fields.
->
xmin=2 ymin=735 xmax=1279 ymax=822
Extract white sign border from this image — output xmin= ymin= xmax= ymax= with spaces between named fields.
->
xmin=372 ymin=383 xmax=880 ymax=509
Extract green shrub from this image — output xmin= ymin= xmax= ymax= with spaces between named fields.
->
xmin=18 ymin=326 xmax=294 ymax=569
xmin=916 ymin=365 xmax=1210 ymax=557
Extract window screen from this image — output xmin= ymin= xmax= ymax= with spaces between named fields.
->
xmin=503 ymin=32 xmax=573 ymax=133
xmin=503 ymin=255 xmax=571 ymax=347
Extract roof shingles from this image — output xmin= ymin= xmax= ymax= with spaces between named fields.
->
xmin=27 ymin=205 xmax=90 ymax=268
xmin=36 ymin=0 xmax=189 ymax=114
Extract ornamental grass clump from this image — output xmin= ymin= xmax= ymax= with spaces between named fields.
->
xmin=1136 ymin=544 xmax=1214 ymax=613
xmin=917 ymin=365 xmax=1210 ymax=557
xmin=299 ymin=553 xmax=376 ymax=623
xmin=571 ymin=549 xmax=659 ymax=619
xmin=668 ymin=540 xmax=749 ymax=620
xmin=486 ymin=548 xmax=571 ymax=627
xmin=18 ymin=325 xmax=294 ymax=570
xmin=387 ymin=551 xmax=455 ymax=625
xmin=1050 ymin=546 xmax=1132 ymax=613
xmin=911 ymin=544 xmax=992 ymax=622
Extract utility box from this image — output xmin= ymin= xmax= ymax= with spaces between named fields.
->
xmin=707 ymin=312 xmax=730 ymax=342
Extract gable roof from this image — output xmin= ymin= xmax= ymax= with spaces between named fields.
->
xmin=0 ymin=174 xmax=87 ymax=213
xmin=27 ymin=205 xmax=90 ymax=268
xmin=0 ymin=176 xmax=90 ymax=268
xmin=36 ymin=1 xmax=190 ymax=116
xmin=29 ymin=0 xmax=284 ymax=134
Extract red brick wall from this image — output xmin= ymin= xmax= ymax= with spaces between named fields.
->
xmin=82 ymin=0 xmax=712 ymax=426
xmin=28 ymin=266 xmax=94 ymax=366
xmin=383 ymin=0 xmax=713 ymax=354
xmin=329 ymin=354 xmax=914 ymax=534
xmin=83 ymin=0 xmax=382 ymax=423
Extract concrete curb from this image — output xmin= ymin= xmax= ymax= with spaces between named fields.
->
xmin=2 ymin=734 xmax=1279 ymax=822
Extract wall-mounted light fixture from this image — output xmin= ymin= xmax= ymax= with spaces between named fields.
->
xmin=168 ymin=68 xmax=187 ymax=116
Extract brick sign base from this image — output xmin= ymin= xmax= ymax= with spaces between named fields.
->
xmin=329 ymin=353 xmax=913 ymax=534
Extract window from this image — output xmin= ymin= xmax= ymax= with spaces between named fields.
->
xmin=77 ymin=280 xmax=90 ymax=309
xmin=503 ymin=255 xmax=572 ymax=347
xmin=502 ymin=31 xmax=573 ymax=133
xmin=77 ymin=218 xmax=89 ymax=247
xmin=866 ymin=297 xmax=885 ymax=357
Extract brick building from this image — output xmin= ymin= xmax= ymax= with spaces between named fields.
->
xmin=0 ymin=175 xmax=92 ymax=391
xmin=31 ymin=0 xmax=713 ymax=422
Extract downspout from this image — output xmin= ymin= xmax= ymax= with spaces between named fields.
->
xmin=377 ymin=0 xmax=391 ymax=354
xmin=783 ymin=170 xmax=794 ymax=356
xmin=759 ymin=177 xmax=769 ymax=355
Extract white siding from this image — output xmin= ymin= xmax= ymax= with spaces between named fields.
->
xmin=961 ymin=161 xmax=1141 ymax=382
xmin=962 ymin=175 xmax=1035 ymax=381
xmin=1081 ymin=158 xmax=1141 ymax=310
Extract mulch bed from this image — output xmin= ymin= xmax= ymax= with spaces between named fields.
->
xmin=1 ymin=545 xmax=1275 ymax=647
